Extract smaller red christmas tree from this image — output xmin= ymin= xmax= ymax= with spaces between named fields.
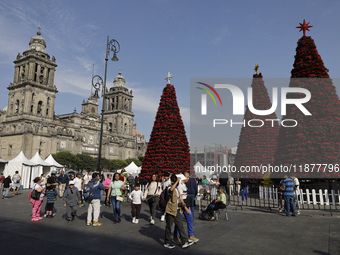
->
xmin=139 ymin=77 xmax=190 ymax=179
xmin=233 ymin=66 xmax=279 ymax=178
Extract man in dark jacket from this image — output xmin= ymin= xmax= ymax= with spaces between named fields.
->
xmin=63 ymin=181 xmax=80 ymax=222
xmin=58 ymin=171 xmax=69 ymax=198
xmin=184 ymin=172 xmax=198 ymax=218
xmin=86 ymin=173 xmax=104 ymax=226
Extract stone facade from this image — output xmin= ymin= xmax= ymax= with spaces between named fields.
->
xmin=0 ymin=29 xmax=147 ymax=161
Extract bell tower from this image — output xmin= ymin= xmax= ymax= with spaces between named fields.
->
xmin=104 ymin=69 xmax=134 ymax=134
xmin=7 ymin=27 xmax=58 ymax=119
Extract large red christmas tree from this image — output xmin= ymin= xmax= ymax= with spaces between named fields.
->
xmin=275 ymin=21 xmax=340 ymax=177
xmin=139 ymin=82 xmax=190 ymax=179
xmin=233 ymin=69 xmax=280 ymax=178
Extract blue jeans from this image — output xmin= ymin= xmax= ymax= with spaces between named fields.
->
xmin=284 ymin=196 xmax=296 ymax=216
xmin=2 ymin=188 xmax=9 ymax=197
xmin=187 ymin=194 xmax=196 ymax=218
xmin=111 ymin=196 xmax=122 ymax=220
xmin=242 ymin=187 xmax=248 ymax=201
xmin=174 ymin=209 xmax=194 ymax=237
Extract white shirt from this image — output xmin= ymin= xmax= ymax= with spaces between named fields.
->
xmin=129 ymin=190 xmax=143 ymax=204
xmin=294 ymin=178 xmax=300 ymax=193
xmin=73 ymin=177 xmax=83 ymax=191
xmin=177 ymin=180 xmax=188 ymax=199
xmin=162 ymin=179 xmax=171 ymax=190
xmin=84 ymin=174 xmax=92 ymax=185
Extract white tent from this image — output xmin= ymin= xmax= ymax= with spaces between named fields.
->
xmin=193 ymin=161 xmax=216 ymax=179
xmin=45 ymin=154 xmax=65 ymax=174
xmin=4 ymin=151 xmax=38 ymax=189
xmin=31 ymin=152 xmax=53 ymax=178
xmin=0 ymin=159 xmax=8 ymax=174
xmin=123 ymin=162 xmax=141 ymax=178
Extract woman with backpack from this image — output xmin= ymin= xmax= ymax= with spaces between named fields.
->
xmin=106 ymin=173 xmax=125 ymax=224
xmin=143 ymin=174 xmax=162 ymax=225
xmin=30 ymin=177 xmax=46 ymax=222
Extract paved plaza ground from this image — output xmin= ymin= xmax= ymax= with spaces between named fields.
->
xmin=1 ymin=190 xmax=339 ymax=255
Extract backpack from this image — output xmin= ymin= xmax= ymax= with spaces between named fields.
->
xmin=83 ymin=180 xmax=99 ymax=202
xmin=199 ymin=211 xmax=211 ymax=220
xmin=159 ymin=187 xmax=170 ymax=211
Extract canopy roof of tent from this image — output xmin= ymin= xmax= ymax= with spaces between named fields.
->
xmin=8 ymin=151 xmax=37 ymax=166
xmin=31 ymin=152 xmax=53 ymax=166
xmin=45 ymin=154 xmax=64 ymax=168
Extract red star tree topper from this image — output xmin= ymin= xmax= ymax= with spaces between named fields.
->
xmin=296 ymin=19 xmax=313 ymax=37
xmin=233 ymin=72 xmax=280 ymax=178
xmin=275 ymin=22 xmax=340 ymax=178
xmin=139 ymin=84 xmax=190 ymax=179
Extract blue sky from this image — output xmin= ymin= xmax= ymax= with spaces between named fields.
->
xmin=0 ymin=0 xmax=340 ymax=148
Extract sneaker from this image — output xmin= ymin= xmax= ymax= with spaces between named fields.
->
xmin=113 ymin=220 xmax=118 ymax=224
xmin=173 ymin=235 xmax=181 ymax=245
xmin=189 ymin=236 xmax=199 ymax=243
xmin=43 ymin=214 xmax=48 ymax=218
xmin=93 ymin=222 xmax=102 ymax=226
xmin=160 ymin=215 xmax=165 ymax=222
xmin=50 ymin=214 xmax=54 ymax=218
xmin=182 ymin=241 xmax=194 ymax=249
xmin=117 ymin=217 xmax=121 ymax=223
xmin=36 ymin=217 xmax=43 ymax=220
xmin=150 ymin=219 xmax=155 ymax=225
xmin=297 ymin=211 xmax=300 ymax=215
xmin=52 ymin=213 xmax=56 ymax=216
xmin=135 ymin=219 xmax=139 ymax=224
xmin=132 ymin=217 xmax=136 ymax=224
xmin=164 ymin=243 xmax=175 ymax=249
xmin=31 ymin=218 xmax=39 ymax=222
xmin=87 ymin=222 xmax=92 ymax=226
xmin=282 ymin=213 xmax=288 ymax=216
xmin=278 ymin=209 xmax=282 ymax=213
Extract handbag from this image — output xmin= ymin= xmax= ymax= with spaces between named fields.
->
xmin=114 ymin=182 xmax=123 ymax=202
xmin=31 ymin=185 xmax=41 ymax=200
xmin=146 ymin=182 xmax=158 ymax=203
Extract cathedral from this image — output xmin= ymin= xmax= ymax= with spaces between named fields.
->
xmin=0 ymin=28 xmax=147 ymax=161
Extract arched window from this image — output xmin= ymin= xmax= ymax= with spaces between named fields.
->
xmin=109 ymin=122 xmax=112 ymax=132
xmin=124 ymin=123 xmax=127 ymax=133
xmin=47 ymin=97 xmax=50 ymax=105
xmin=37 ymin=101 xmax=43 ymax=114
xmin=111 ymin=98 xmax=115 ymax=110
xmin=15 ymin=100 xmax=19 ymax=113
xmin=31 ymin=105 xmax=34 ymax=113
xmin=46 ymin=108 xmax=49 ymax=116
xmin=32 ymin=93 xmax=35 ymax=101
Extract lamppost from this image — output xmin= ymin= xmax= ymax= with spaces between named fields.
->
xmin=92 ymin=36 xmax=120 ymax=172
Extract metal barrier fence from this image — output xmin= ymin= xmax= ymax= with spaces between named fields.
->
xmin=139 ymin=183 xmax=340 ymax=214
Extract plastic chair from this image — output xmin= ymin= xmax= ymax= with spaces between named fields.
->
xmin=214 ymin=207 xmax=228 ymax=221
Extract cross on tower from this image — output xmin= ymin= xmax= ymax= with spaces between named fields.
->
xmin=37 ymin=25 xmax=41 ymax=35
xmin=296 ymin=19 xmax=313 ymax=37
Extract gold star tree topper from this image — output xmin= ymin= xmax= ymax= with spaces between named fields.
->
xmin=254 ymin=63 xmax=260 ymax=75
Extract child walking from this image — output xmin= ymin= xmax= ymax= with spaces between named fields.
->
xmin=63 ymin=181 xmax=80 ymax=222
xmin=45 ymin=186 xmax=58 ymax=217
xmin=129 ymin=183 xmax=143 ymax=224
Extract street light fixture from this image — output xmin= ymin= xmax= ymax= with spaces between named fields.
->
xmin=92 ymin=36 xmax=120 ymax=172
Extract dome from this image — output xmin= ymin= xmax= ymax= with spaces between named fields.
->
xmin=113 ymin=69 xmax=126 ymax=87
xmin=133 ymin=129 xmax=143 ymax=137
xmin=28 ymin=27 xmax=46 ymax=53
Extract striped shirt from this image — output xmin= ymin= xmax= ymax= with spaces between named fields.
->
xmin=46 ymin=190 xmax=58 ymax=203
xmin=282 ymin=178 xmax=294 ymax=197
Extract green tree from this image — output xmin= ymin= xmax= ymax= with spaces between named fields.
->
xmin=76 ymin=154 xmax=96 ymax=171
xmin=111 ymin=159 xmax=128 ymax=171
xmin=52 ymin=151 xmax=80 ymax=170
xmin=126 ymin=158 xmax=142 ymax=167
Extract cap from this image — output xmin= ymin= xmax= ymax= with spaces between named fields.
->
xmin=69 ymin=181 xmax=75 ymax=185
xmin=212 ymin=175 xmax=217 ymax=179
